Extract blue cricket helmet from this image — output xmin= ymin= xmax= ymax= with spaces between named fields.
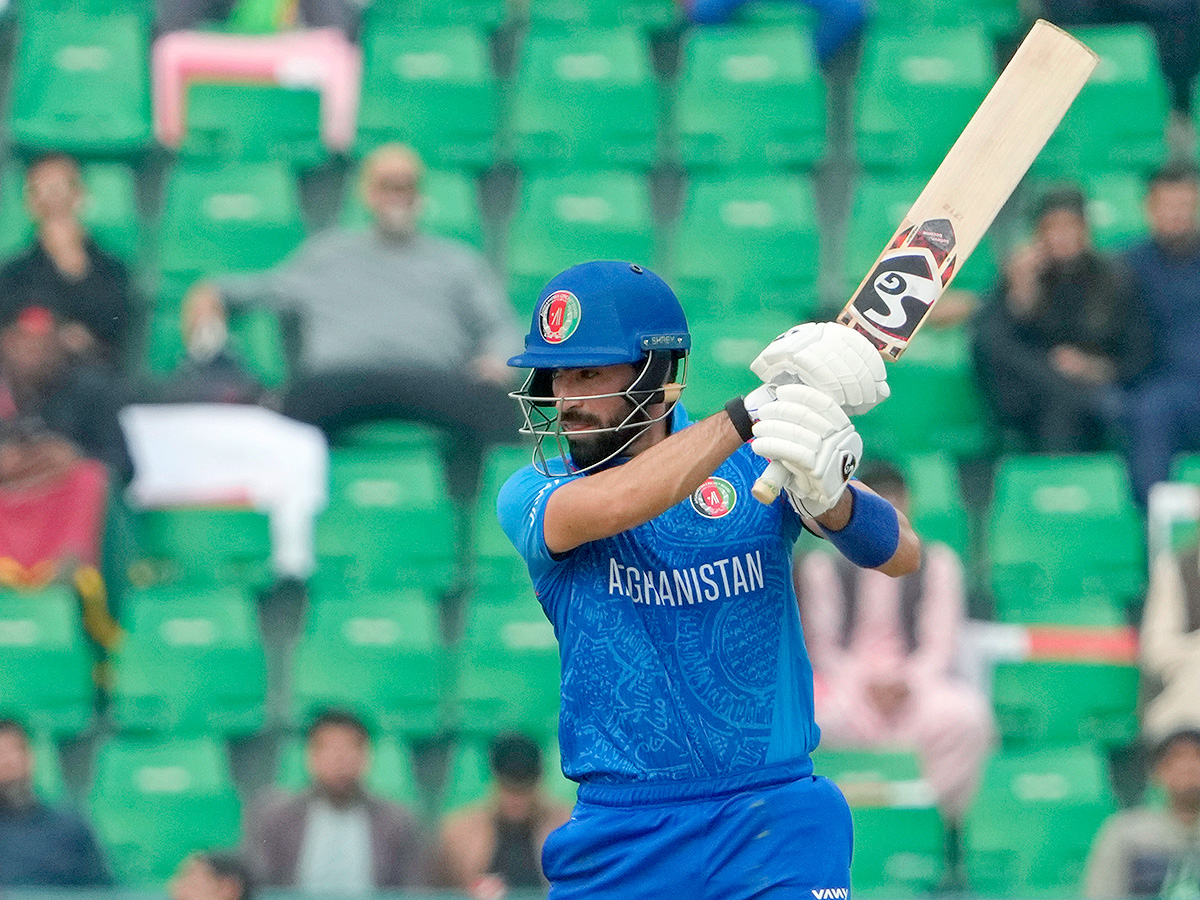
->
xmin=508 ymin=260 xmax=690 ymax=370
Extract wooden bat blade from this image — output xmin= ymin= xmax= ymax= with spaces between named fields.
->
xmin=752 ymin=20 xmax=1098 ymax=507
xmin=839 ymin=20 xmax=1098 ymax=360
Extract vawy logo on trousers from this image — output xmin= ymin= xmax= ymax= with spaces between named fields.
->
xmin=812 ymin=890 xmax=849 ymax=899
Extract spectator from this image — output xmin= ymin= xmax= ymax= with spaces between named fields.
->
xmin=1141 ymin=537 xmax=1200 ymax=742
xmin=156 ymin=0 xmax=358 ymax=36
xmin=242 ymin=710 xmax=423 ymax=891
xmin=680 ymin=0 xmax=870 ymax=66
xmin=0 ymin=307 xmax=131 ymax=482
xmin=434 ymin=733 xmax=571 ymax=898
xmin=182 ymin=143 xmax=521 ymax=506
xmin=0 ymin=718 xmax=110 ymax=886
xmin=1120 ymin=161 xmax=1200 ymax=506
xmin=1082 ymin=729 xmax=1200 ymax=898
xmin=795 ymin=461 xmax=994 ymax=823
xmin=0 ymin=153 xmax=136 ymax=370
xmin=170 ymin=852 xmax=253 ymax=900
xmin=972 ymin=185 xmax=1153 ymax=452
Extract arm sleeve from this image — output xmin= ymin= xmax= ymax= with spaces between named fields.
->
xmin=1081 ymin=816 xmax=1131 ymax=900
xmin=907 ymin=543 xmax=966 ymax=683
xmin=460 ymin=253 xmax=523 ymax=362
xmin=496 ymin=465 xmax=577 ymax=587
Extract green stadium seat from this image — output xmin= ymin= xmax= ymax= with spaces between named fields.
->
xmin=316 ymin=447 xmax=457 ymax=590
xmin=341 ymin=169 xmax=484 ymax=250
xmin=181 ymin=82 xmax=326 ymax=169
xmin=335 ymin=420 xmax=445 ymax=451
xmin=899 ymin=452 xmax=970 ymax=558
xmin=363 ymin=0 xmax=507 ymax=29
xmin=988 ymin=454 xmax=1144 ymax=624
xmin=674 ymin=25 xmax=825 ymax=172
xmin=854 ymin=324 xmax=992 ymax=459
xmin=276 ymin=733 xmax=420 ymax=806
xmin=156 ymin=160 xmax=305 ymax=306
xmin=90 ymin=735 xmax=241 ymax=885
xmin=131 ymin=507 xmax=273 ymax=588
xmin=732 ymin=1 xmax=816 ymax=25
xmin=509 ymin=28 xmax=658 ymax=171
xmin=965 ymin=744 xmax=1115 ymax=897
xmin=814 ymin=749 xmax=943 ymax=896
xmin=290 ymin=587 xmax=444 ymax=737
xmin=8 ymin=13 xmax=152 ymax=156
xmin=507 ymin=171 xmax=656 ymax=315
xmin=1034 ymin=26 xmax=1169 ymax=177
xmin=474 ymin=443 xmax=536 ymax=587
xmin=144 ymin=306 xmax=290 ymax=389
xmin=441 ymin=737 xmax=492 ymax=812
xmin=528 ymin=0 xmax=677 ymax=30
xmin=18 ymin=0 xmax=152 ymax=18
xmin=683 ymin=312 xmax=797 ymax=419
xmin=356 ymin=26 xmax=497 ymax=169
xmin=669 ymin=173 xmax=821 ymax=317
xmin=0 ymin=587 xmax=93 ymax=737
xmin=109 ymin=586 xmax=268 ymax=736
xmin=1173 ymin=454 xmax=1200 ymax=485
xmin=1024 ymin=171 xmax=1148 ymax=252
xmin=855 ymin=26 xmax=994 ymax=173
xmin=454 ymin=585 xmax=560 ymax=737
xmin=874 ymin=0 xmax=1018 ymax=35
xmin=0 ymin=162 xmax=141 ymax=264
xmin=992 ymin=660 xmax=1139 ymax=748
xmin=31 ymin=730 xmax=67 ymax=803
xmin=845 ymin=174 xmax=997 ymax=294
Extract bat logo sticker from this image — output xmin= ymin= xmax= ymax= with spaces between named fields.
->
xmin=852 ymin=249 xmax=941 ymax=340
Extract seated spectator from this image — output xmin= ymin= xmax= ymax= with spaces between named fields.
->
xmin=1140 ymin=537 xmax=1200 ymax=742
xmin=0 ymin=154 xmax=136 ymax=370
xmin=182 ymin=143 xmax=521 ymax=506
xmin=0 ymin=307 xmax=131 ymax=482
xmin=680 ymin=0 xmax=870 ymax=66
xmin=434 ymin=733 xmax=571 ymax=898
xmin=156 ymin=0 xmax=358 ymax=36
xmin=795 ymin=461 xmax=994 ymax=823
xmin=242 ymin=710 xmax=424 ymax=891
xmin=0 ymin=718 xmax=110 ymax=886
xmin=1120 ymin=161 xmax=1200 ymax=506
xmin=1082 ymin=729 xmax=1200 ymax=898
xmin=973 ymin=185 xmax=1153 ymax=453
xmin=171 ymin=852 xmax=254 ymax=900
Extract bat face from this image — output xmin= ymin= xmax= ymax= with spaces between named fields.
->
xmin=840 ymin=217 xmax=958 ymax=358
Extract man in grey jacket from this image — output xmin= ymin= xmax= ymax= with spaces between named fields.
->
xmin=242 ymin=710 xmax=424 ymax=891
xmin=182 ymin=143 xmax=522 ymax=504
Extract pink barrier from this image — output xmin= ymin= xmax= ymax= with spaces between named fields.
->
xmin=153 ymin=27 xmax=361 ymax=152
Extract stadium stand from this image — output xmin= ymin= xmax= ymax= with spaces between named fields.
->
xmin=276 ymin=730 xmax=422 ymax=807
xmin=180 ymin=82 xmax=327 ymax=169
xmin=340 ymin=168 xmax=485 ymax=249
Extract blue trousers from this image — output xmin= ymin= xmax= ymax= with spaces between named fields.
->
xmin=543 ymin=763 xmax=854 ymax=899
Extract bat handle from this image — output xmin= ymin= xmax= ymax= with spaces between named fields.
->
xmin=752 ymin=461 xmax=789 ymax=505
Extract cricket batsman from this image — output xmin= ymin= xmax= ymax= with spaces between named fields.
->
xmin=497 ymin=260 xmax=921 ymax=898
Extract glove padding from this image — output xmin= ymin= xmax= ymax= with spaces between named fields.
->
xmin=750 ymin=322 xmax=890 ymax=416
xmin=751 ymin=383 xmax=862 ymax=516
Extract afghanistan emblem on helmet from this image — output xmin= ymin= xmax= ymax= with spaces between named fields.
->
xmin=691 ymin=476 xmax=737 ymax=519
xmin=538 ymin=290 xmax=582 ymax=344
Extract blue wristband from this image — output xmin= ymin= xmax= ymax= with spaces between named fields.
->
xmin=819 ymin=484 xmax=900 ymax=569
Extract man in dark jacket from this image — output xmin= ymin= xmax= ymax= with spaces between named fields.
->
xmin=973 ymin=185 xmax=1154 ymax=452
xmin=242 ymin=710 xmax=424 ymax=890
xmin=0 ymin=718 xmax=110 ymax=886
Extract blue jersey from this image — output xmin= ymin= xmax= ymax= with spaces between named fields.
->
xmin=496 ymin=407 xmax=820 ymax=785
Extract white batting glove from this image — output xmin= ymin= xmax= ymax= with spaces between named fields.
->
xmin=750 ymin=384 xmax=862 ymax=516
xmin=750 ymin=322 xmax=890 ymax=416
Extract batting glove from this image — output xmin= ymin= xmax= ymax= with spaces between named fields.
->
xmin=750 ymin=383 xmax=862 ymax=516
xmin=750 ymin=322 xmax=890 ymax=416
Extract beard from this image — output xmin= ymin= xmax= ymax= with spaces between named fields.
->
xmin=560 ymin=405 xmax=649 ymax=471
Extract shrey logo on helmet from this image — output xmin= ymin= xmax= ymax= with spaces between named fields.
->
xmin=539 ymin=290 xmax=582 ymax=344
xmin=691 ymin=477 xmax=737 ymax=519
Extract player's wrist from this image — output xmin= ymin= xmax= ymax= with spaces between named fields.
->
xmin=725 ymin=397 xmax=755 ymax=442
xmin=818 ymin=483 xmax=900 ymax=569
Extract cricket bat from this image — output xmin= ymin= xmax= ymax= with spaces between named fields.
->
xmin=752 ymin=19 xmax=1098 ymax=505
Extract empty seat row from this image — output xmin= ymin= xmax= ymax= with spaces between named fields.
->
xmin=8 ymin=14 xmax=1170 ymax=178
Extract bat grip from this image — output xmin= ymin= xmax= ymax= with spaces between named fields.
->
xmin=752 ymin=461 xmax=789 ymax=505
